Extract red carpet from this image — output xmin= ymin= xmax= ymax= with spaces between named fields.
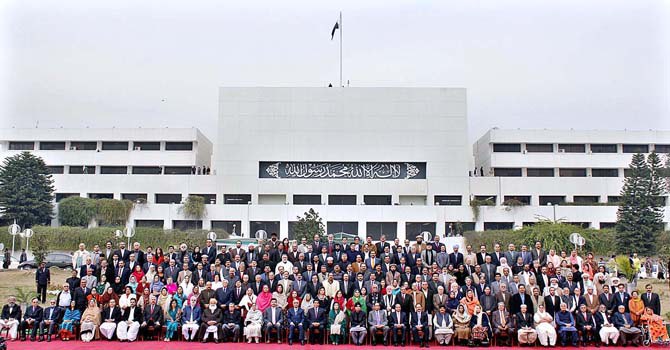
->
xmin=2 ymin=340 xmax=665 ymax=350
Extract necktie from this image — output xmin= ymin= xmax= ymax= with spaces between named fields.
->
xmin=151 ymin=305 xmax=154 ymax=314
xmin=501 ymin=311 xmax=505 ymax=326
xmin=376 ymin=311 xmax=380 ymax=324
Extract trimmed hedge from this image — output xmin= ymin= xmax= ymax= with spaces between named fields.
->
xmin=463 ymin=222 xmax=617 ymax=256
xmin=0 ymin=226 xmax=226 ymax=252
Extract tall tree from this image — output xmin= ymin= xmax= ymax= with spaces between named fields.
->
xmin=0 ymin=152 xmax=55 ymax=227
xmin=292 ymin=208 xmax=325 ymax=244
xmin=616 ymin=152 xmax=666 ymax=255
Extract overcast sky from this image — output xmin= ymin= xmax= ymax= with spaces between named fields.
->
xmin=1 ymin=0 xmax=668 ymax=144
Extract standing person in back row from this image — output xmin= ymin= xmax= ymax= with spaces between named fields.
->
xmin=35 ymin=262 xmax=50 ymax=303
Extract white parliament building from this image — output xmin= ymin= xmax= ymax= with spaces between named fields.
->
xmin=1 ymin=87 xmax=669 ymax=240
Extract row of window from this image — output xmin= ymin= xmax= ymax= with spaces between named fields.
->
xmin=56 ymin=193 xmax=667 ymax=206
xmin=492 ymin=143 xmax=670 ymax=154
xmin=7 ymin=141 xmax=193 ymax=151
xmin=494 ymin=167 xmax=633 ymax=177
xmin=47 ymin=166 xmax=198 ymax=175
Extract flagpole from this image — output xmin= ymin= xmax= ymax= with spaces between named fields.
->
xmin=339 ymin=11 xmax=343 ymax=87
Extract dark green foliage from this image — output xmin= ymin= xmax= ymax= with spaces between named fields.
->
xmin=31 ymin=233 xmax=51 ymax=264
xmin=464 ymin=221 xmax=616 ymax=255
xmin=58 ymin=196 xmax=97 ymax=226
xmin=292 ymin=208 xmax=325 ymax=243
xmin=0 ymin=152 xmax=55 ymax=227
xmin=616 ymin=153 xmax=666 ymax=255
xmin=181 ymin=195 xmax=206 ymax=219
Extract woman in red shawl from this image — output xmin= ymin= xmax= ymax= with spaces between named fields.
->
xmin=256 ymin=285 xmax=273 ymax=312
xmin=131 ymin=265 xmax=144 ymax=285
xmin=330 ymin=290 xmax=346 ymax=312
xmin=100 ymin=286 xmax=119 ymax=308
xmin=287 ymin=290 xmax=302 ymax=308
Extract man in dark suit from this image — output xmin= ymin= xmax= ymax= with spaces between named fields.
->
xmin=544 ymin=287 xmax=561 ymax=316
xmin=575 ymin=304 xmax=596 ymax=346
xmin=395 ymin=287 xmax=414 ymax=314
xmin=613 ymin=283 xmax=630 ymax=312
xmin=202 ymin=239 xmax=217 ymax=265
xmin=19 ymin=298 xmax=43 ymax=341
xmin=411 ymin=303 xmax=429 ymax=348
xmin=263 ymin=298 xmax=284 ymax=344
xmin=287 ymin=299 xmax=305 ymax=345
xmin=37 ymin=299 xmax=61 ymax=342
xmin=510 ymin=284 xmax=533 ymax=315
xmin=375 ymin=235 xmax=391 ymax=257
xmin=530 ymin=241 xmax=547 ymax=266
xmin=476 ymin=245 xmax=490 ymax=266
xmin=131 ymin=242 xmax=145 ymax=267
xmin=198 ymin=298 xmax=222 ymax=343
xmin=292 ymin=274 xmax=308 ymax=297
xmin=35 ymin=262 xmax=50 ymax=303
xmin=100 ymin=299 xmax=122 ymax=340
xmin=598 ymin=285 xmax=615 ymax=314
xmin=306 ymin=300 xmax=326 ymax=344
xmin=221 ymin=303 xmax=241 ymax=342
xmin=389 ymin=303 xmax=407 ymax=346
xmin=115 ymin=260 xmax=130 ymax=285
xmin=73 ymin=279 xmax=90 ymax=312
xmin=641 ymin=284 xmax=661 ymax=315
xmin=141 ymin=295 xmax=163 ymax=340
xmin=448 ymin=245 xmax=464 ymax=267
xmin=114 ymin=242 xmax=131 ymax=262
xmin=79 ymin=257 xmax=97 ymax=278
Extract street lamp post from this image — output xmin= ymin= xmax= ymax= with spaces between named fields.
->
xmin=547 ymin=202 xmax=557 ymax=222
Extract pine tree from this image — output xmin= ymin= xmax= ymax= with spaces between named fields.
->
xmin=0 ymin=152 xmax=55 ymax=227
xmin=616 ymin=152 xmax=666 ymax=255
xmin=292 ymin=208 xmax=325 ymax=243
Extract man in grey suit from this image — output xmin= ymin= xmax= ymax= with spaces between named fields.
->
xmin=492 ymin=302 xmax=514 ymax=346
xmin=504 ymin=244 xmax=519 ymax=267
xmin=263 ymin=298 xmax=284 ymax=344
xmin=367 ymin=302 xmax=389 ymax=345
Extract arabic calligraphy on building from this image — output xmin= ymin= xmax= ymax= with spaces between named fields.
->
xmin=259 ymin=162 xmax=426 ymax=180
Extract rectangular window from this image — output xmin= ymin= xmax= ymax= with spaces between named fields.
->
xmin=445 ymin=222 xmax=475 ymax=235
xmin=9 ymin=141 xmax=34 ymax=150
xmin=527 ymin=168 xmax=555 ymax=177
xmin=493 ymin=143 xmax=521 ymax=152
xmin=132 ymin=141 xmax=160 ymax=151
xmin=434 ymin=195 xmax=462 ymax=206
xmin=559 ymin=168 xmax=587 ymax=177
xmin=155 ymin=193 xmax=182 ymax=204
xmin=121 ymin=193 xmax=148 ymax=202
xmin=70 ymin=141 xmax=97 ymax=150
xmin=328 ymin=195 xmax=357 ymax=205
xmin=173 ymin=220 xmax=203 ymax=231
xmin=163 ymin=166 xmax=191 ymax=175
xmin=293 ymin=195 xmax=321 ymax=205
xmin=132 ymin=166 xmax=162 ymax=174
xmin=165 ymin=142 xmax=193 ymax=151
xmin=327 ymin=222 xmax=359 ymax=235
xmin=503 ymin=195 xmax=531 ymax=205
xmin=654 ymin=144 xmax=670 ymax=153
xmin=191 ymin=193 xmax=216 ymax=204
xmin=558 ymin=144 xmax=586 ymax=153
xmin=623 ymin=144 xmax=649 ymax=153
xmin=211 ymin=221 xmax=242 ymax=236
xmin=405 ymin=222 xmax=436 ymax=240
xmin=539 ymin=196 xmax=565 ymax=206
xmin=484 ymin=222 xmax=514 ymax=230
xmin=88 ymin=193 xmax=113 ymax=199
xmin=69 ymin=165 xmax=95 ymax=174
xmin=101 ymin=141 xmax=129 ymax=150
xmin=568 ymin=222 xmax=591 ymax=229
xmin=135 ymin=220 xmax=164 ymax=228
xmin=55 ymin=193 xmax=79 ymax=202
xmin=592 ymin=168 xmax=619 ymax=177
xmin=367 ymin=222 xmax=398 ymax=240
xmin=590 ymin=144 xmax=618 ymax=153
xmin=474 ymin=195 xmax=496 ymax=204
xmin=493 ymin=168 xmax=522 ymax=177
xmin=525 ymin=144 xmax=553 ymax=153
xmin=250 ymin=221 xmax=280 ymax=237
xmin=364 ymin=195 xmax=392 ymax=205
xmin=600 ymin=222 xmax=616 ymax=229
xmin=224 ymin=194 xmax=251 ymax=205
xmin=573 ymin=196 xmax=599 ymax=204
xmin=607 ymin=196 xmax=622 ymax=204
xmin=47 ymin=166 xmax=64 ymax=174
xmin=39 ymin=142 xmax=65 ymax=150
xmin=100 ymin=166 xmax=127 ymax=174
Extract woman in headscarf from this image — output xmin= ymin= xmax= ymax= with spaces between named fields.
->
xmin=315 ymin=287 xmax=331 ymax=313
xmin=446 ymin=290 xmax=460 ymax=314
xmin=496 ymin=257 xmax=510 ymax=275
xmin=640 ymin=307 xmax=670 ymax=343
xmin=533 ymin=303 xmax=557 ymax=346
xmin=287 ymin=290 xmax=302 ymax=308
xmin=173 ymin=285 xmax=187 ymax=309
xmin=244 ymin=303 xmax=263 ymax=343
xmin=131 ymin=265 xmax=144 ymax=286
xmin=144 ymin=265 xmax=157 ymax=286
xmin=97 ymin=275 xmax=110 ymax=295
xmin=180 ymin=275 xmax=194 ymax=296
xmin=79 ymin=299 xmax=101 ymax=342
xmin=469 ymin=305 xmax=491 ymax=345
xmin=101 ymin=286 xmax=118 ymax=308
xmin=256 ymin=285 xmax=273 ymax=312
xmin=546 ymin=261 xmax=557 ymax=278
xmin=126 ymin=275 xmax=139 ymax=294
xmin=328 ymin=302 xmax=347 ymax=345
xmin=460 ymin=289 xmax=479 ymax=315
xmin=188 ymin=285 xmax=201 ymax=304
xmin=58 ymin=300 xmax=81 ymax=341
xmin=138 ymin=287 xmax=152 ymax=310
xmin=330 ymin=290 xmax=346 ymax=313
xmin=150 ymin=274 xmax=164 ymax=296
xmin=87 ymin=288 xmax=102 ymax=305
xmin=191 ymin=246 xmax=202 ymax=265
xmin=157 ymin=287 xmax=172 ymax=312
xmin=433 ymin=305 xmax=454 ymax=345
xmin=112 ymin=276 xmax=124 ymax=295
xmin=300 ymin=293 xmax=314 ymax=315
xmin=628 ymin=290 xmax=645 ymax=325
xmin=346 ymin=289 xmax=366 ymax=315
xmin=238 ymin=287 xmax=257 ymax=313
xmin=163 ymin=299 xmax=181 ymax=342
xmin=273 ymin=284 xmax=288 ymax=310
xmin=165 ymin=277 xmax=178 ymax=295
xmin=452 ymin=304 xmax=471 ymax=344
xmin=118 ymin=286 xmax=136 ymax=310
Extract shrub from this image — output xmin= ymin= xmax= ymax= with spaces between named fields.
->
xmin=58 ymin=196 xmax=96 ymax=226
xmin=181 ymin=195 xmax=206 ymax=219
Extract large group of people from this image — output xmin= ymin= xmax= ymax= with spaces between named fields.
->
xmin=0 ymin=233 xmax=668 ymax=347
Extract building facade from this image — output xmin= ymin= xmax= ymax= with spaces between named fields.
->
xmin=1 ymin=88 xmax=668 ymax=239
